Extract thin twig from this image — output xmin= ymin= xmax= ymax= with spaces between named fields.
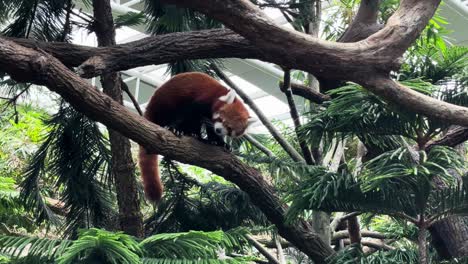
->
xmin=246 ymin=235 xmax=281 ymax=264
xmin=121 ymin=80 xmax=143 ymax=116
xmin=244 ymin=134 xmax=275 ymax=158
xmin=281 ymin=69 xmax=314 ymax=164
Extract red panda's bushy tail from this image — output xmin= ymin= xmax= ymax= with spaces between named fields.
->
xmin=138 ymin=146 xmax=163 ymax=202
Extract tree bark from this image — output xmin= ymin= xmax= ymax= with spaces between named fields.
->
xmin=92 ymin=0 xmax=143 ymax=237
xmin=418 ymin=226 xmax=428 ymax=264
xmin=0 ymin=38 xmax=334 ymax=263
xmin=428 ymin=127 xmax=468 ymax=259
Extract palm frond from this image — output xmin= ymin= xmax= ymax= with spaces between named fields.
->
xmin=327 ymin=242 xmax=425 ymax=264
xmin=427 ymin=179 xmax=468 ymax=222
xmin=142 ymin=257 xmax=252 ymax=264
xmin=401 ymin=45 xmax=468 ymax=84
xmin=140 ymin=230 xmax=224 ymax=259
xmin=114 ymin=12 xmax=146 ymax=28
xmin=143 ymin=0 xmax=223 ymax=75
xmin=0 ymin=235 xmax=71 ymax=260
xmin=1 ymin=0 xmax=71 ymax=41
xmin=147 ymin=161 xmax=267 ymax=234
xmin=285 ymin=166 xmax=420 ymax=222
xmin=362 ymin=146 xmax=464 ymax=191
xmin=57 ymin=228 xmax=142 ymax=264
xmin=299 ymin=80 xmax=438 ymax=153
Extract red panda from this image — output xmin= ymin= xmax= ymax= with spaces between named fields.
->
xmin=138 ymin=72 xmax=256 ymax=202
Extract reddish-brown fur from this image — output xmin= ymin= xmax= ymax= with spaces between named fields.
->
xmin=139 ymin=72 xmax=250 ymax=202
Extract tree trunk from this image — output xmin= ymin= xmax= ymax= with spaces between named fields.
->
xmin=304 ymin=0 xmax=331 ymax=246
xmin=429 ymin=129 xmax=468 ymax=259
xmin=92 ymin=0 xmax=143 ymax=237
xmin=429 ymin=217 xmax=468 ymax=259
xmin=418 ymin=226 xmax=428 ymax=264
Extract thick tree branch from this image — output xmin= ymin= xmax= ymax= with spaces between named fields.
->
xmin=0 ymin=38 xmax=333 ymax=263
xmin=160 ymin=0 xmax=438 ymax=75
xmin=156 ymin=0 xmax=468 ymax=127
xmin=92 ymin=0 xmax=143 ymax=237
xmin=363 ymin=76 xmax=468 ymax=126
xmin=424 ymin=126 xmax=468 ymax=151
xmin=338 ymin=0 xmax=383 ymax=43
xmin=6 ymin=29 xmax=260 ymax=78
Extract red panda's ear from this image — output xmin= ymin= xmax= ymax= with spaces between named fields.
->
xmin=219 ymin=90 xmax=237 ymax=104
xmin=247 ymin=116 xmax=258 ymax=127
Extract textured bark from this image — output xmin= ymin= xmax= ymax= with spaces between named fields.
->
xmin=7 ymin=29 xmax=259 ymax=78
xmin=418 ymin=226 xmax=428 ymax=264
xmin=347 ymin=216 xmax=362 ymax=246
xmin=0 ymin=39 xmax=334 ymax=263
xmin=425 ymin=126 xmax=468 ymax=151
xmin=338 ymin=0 xmax=383 ymax=43
xmin=429 ymin=217 xmax=468 ymax=259
xmin=92 ymin=0 xmax=143 ymax=237
xmin=427 ymin=126 xmax=468 ymax=259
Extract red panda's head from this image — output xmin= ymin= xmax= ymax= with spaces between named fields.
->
xmin=213 ymin=90 xmax=256 ymax=138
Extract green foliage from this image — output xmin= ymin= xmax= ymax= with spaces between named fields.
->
xmin=146 ymin=161 xmax=267 ymax=234
xmin=114 ymin=12 xmax=147 ymax=28
xmin=20 ymin=103 xmax=114 ymax=235
xmin=300 ymin=80 xmax=443 ymax=155
xmin=0 ymin=0 xmax=71 ymax=41
xmin=0 ymin=235 xmax=71 ymax=260
xmin=401 ymin=46 xmax=468 ymax=84
xmin=0 ymin=104 xmax=48 ymax=233
xmin=57 ymin=229 xmax=142 ymax=264
xmin=286 ymin=146 xmax=467 ymax=222
xmin=0 ymin=228 xmax=252 ymax=264
xmin=327 ymin=243 xmax=425 ymax=264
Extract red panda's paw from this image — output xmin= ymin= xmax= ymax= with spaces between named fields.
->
xmin=167 ymin=127 xmax=184 ymax=137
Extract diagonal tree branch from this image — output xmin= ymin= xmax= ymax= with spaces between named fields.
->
xmin=0 ymin=38 xmax=334 ymax=263
xmin=362 ymin=76 xmax=468 ymax=126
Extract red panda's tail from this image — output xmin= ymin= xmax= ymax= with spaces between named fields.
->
xmin=138 ymin=146 xmax=163 ymax=202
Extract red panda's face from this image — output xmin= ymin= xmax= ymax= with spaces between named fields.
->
xmin=214 ymin=89 xmax=257 ymax=138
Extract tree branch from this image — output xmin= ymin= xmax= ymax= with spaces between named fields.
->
xmin=0 ymin=38 xmax=333 ymax=263
xmin=424 ymin=126 xmax=468 ymax=151
xmin=246 ymin=235 xmax=281 ymax=264
xmin=6 ymin=29 xmax=259 ymax=78
xmin=362 ymin=76 xmax=468 ymax=126
xmin=330 ymin=212 xmax=361 ymax=231
xmin=281 ymin=69 xmax=314 ymax=164
xmin=338 ymin=0 xmax=383 ymax=43
xmin=332 ymin=230 xmax=387 ymax=241
xmin=244 ymin=134 xmax=275 ymax=158
xmin=278 ymin=81 xmax=330 ymax=104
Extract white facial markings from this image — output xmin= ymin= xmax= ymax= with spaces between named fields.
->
xmin=213 ymin=112 xmax=220 ymax=119
xmin=214 ymin=122 xmax=227 ymax=136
